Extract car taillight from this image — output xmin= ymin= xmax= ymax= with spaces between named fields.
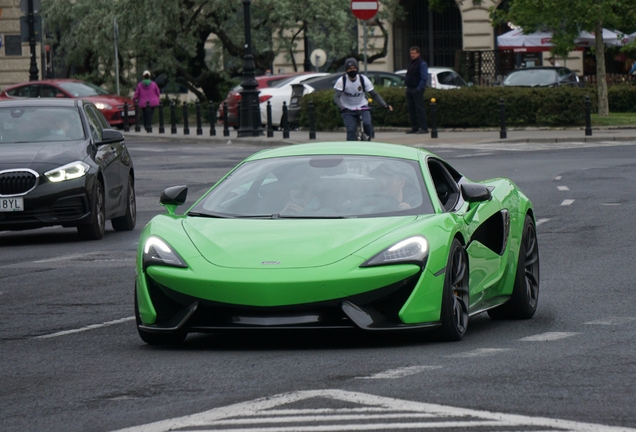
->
xmin=259 ymin=95 xmax=273 ymax=103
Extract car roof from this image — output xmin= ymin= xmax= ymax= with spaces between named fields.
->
xmin=508 ymin=67 xmax=565 ymax=72
xmin=244 ymin=141 xmax=433 ymax=162
xmin=3 ymin=79 xmax=84 ymax=90
xmin=0 ymin=98 xmax=81 ymax=108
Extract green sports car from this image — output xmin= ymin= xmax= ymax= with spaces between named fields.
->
xmin=135 ymin=142 xmax=539 ymax=344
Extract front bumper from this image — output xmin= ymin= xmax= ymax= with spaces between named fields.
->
xmin=0 ymin=176 xmax=95 ymax=231
xmin=137 ymin=271 xmax=441 ymax=333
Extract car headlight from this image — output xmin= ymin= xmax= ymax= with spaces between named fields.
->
xmin=94 ymin=102 xmax=112 ymax=110
xmin=44 ymin=161 xmax=90 ymax=182
xmin=143 ymin=236 xmax=187 ymax=269
xmin=361 ymin=236 xmax=429 ymax=267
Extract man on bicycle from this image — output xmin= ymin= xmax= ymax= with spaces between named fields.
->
xmin=333 ymin=58 xmax=393 ymax=141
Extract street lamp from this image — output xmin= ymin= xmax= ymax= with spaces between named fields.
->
xmin=28 ymin=0 xmax=39 ymax=81
xmin=237 ymin=0 xmax=263 ymax=137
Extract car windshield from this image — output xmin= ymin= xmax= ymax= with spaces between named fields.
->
xmin=58 ymin=81 xmax=109 ymax=97
xmin=503 ymin=69 xmax=557 ymax=87
xmin=0 ymin=106 xmax=85 ymax=143
xmin=189 ymin=155 xmax=433 ymax=218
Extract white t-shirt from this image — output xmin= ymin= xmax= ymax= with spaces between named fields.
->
xmin=334 ymin=75 xmax=374 ymax=110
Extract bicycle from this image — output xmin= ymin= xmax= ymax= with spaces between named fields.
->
xmin=354 ymin=107 xmax=373 ymax=141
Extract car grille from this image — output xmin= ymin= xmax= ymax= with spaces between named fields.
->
xmin=0 ymin=170 xmax=38 ymax=196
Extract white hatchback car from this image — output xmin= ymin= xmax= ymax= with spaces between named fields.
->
xmin=394 ymin=67 xmax=469 ymax=89
xmin=258 ymin=73 xmax=329 ymax=127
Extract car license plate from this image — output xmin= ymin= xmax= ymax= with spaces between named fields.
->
xmin=123 ymin=110 xmax=135 ymax=117
xmin=0 ymin=197 xmax=24 ymax=212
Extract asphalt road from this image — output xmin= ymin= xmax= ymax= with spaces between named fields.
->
xmin=1 ymin=137 xmax=636 ymax=432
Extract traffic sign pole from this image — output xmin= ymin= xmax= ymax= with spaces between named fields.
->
xmin=350 ymin=0 xmax=378 ymax=74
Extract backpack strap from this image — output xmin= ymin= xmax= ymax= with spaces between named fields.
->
xmin=342 ymin=74 xmax=367 ymax=93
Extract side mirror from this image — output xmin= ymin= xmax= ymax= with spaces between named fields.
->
xmin=461 ymin=183 xmax=491 ymax=203
xmin=100 ymin=129 xmax=124 ymax=144
xmin=160 ymin=185 xmax=188 ymax=215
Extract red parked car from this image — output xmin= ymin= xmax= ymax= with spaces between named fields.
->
xmin=0 ymin=79 xmax=136 ymax=127
xmin=217 ymin=74 xmax=296 ymax=128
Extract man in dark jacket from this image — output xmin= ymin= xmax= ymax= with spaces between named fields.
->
xmin=405 ymin=46 xmax=429 ymax=134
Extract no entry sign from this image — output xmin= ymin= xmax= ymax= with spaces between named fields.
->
xmin=350 ymin=0 xmax=378 ymax=20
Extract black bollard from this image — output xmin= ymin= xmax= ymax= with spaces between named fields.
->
xmin=170 ymin=101 xmax=177 ymax=134
xmin=134 ymin=101 xmax=141 ymax=132
xmin=182 ymin=102 xmax=190 ymax=135
xmin=282 ymin=102 xmax=290 ymax=139
xmin=208 ymin=101 xmax=216 ymax=136
xmin=266 ymin=101 xmax=274 ymax=138
xmin=499 ymin=98 xmax=507 ymax=140
xmin=195 ymin=101 xmax=203 ymax=135
xmin=145 ymin=101 xmax=152 ymax=133
xmin=237 ymin=101 xmax=241 ymax=131
xmin=251 ymin=100 xmax=260 ymax=137
xmin=430 ymin=98 xmax=438 ymax=139
xmin=585 ymin=96 xmax=592 ymax=136
xmin=308 ymin=100 xmax=316 ymax=140
xmin=223 ymin=102 xmax=230 ymax=137
xmin=158 ymin=104 xmax=165 ymax=134
xmin=123 ymin=102 xmax=130 ymax=132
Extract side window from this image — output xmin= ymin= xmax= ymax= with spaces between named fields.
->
xmin=39 ymin=85 xmax=61 ymax=98
xmin=84 ymin=106 xmax=103 ymax=142
xmin=8 ymin=85 xmax=38 ymax=97
xmin=427 ymin=159 xmax=460 ymax=212
xmin=449 ymin=72 xmax=466 ymax=86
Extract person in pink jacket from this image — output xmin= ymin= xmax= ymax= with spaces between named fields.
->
xmin=133 ymin=70 xmax=161 ymax=131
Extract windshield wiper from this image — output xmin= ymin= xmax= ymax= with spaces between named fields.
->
xmin=277 ymin=215 xmax=347 ymax=219
xmin=187 ymin=211 xmax=227 ymax=218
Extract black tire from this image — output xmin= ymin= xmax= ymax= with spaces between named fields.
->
xmin=439 ymin=238 xmax=470 ymax=341
xmin=488 ymin=215 xmax=540 ymax=320
xmin=111 ymin=175 xmax=137 ymax=231
xmin=77 ymin=180 xmax=105 ymax=240
xmin=135 ymin=288 xmax=187 ymax=345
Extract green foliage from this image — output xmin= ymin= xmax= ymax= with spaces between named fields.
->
xmin=608 ymin=85 xmax=636 ymax=112
xmin=299 ymin=86 xmax=599 ymax=130
xmin=42 ymin=0 xmax=400 ymax=103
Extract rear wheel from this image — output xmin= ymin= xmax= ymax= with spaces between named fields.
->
xmin=111 ymin=175 xmax=136 ymax=231
xmin=135 ymin=289 xmax=187 ymax=345
xmin=439 ymin=239 xmax=470 ymax=341
xmin=488 ymin=215 xmax=540 ymax=320
xmin=77 ymin=180 xmax=105 ymax=240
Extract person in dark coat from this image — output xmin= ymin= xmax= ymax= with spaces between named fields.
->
xmin=404 ymin=46 xmax=429 ymax=134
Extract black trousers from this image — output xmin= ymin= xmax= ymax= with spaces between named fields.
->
xmin=406 ymin=87 xmax=427 ymax=131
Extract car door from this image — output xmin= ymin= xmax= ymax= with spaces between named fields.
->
xmin=84 ymin=104 xmax=123 ymax=215
xmin=427 ymin=158 xmax=505 ymax=303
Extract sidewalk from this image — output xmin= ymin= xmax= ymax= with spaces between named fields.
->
xmin=123 ymin=124 xmax=636 ymax=147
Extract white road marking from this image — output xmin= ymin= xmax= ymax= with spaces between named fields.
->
xmin=557 ymin=186 xmax=570 ymax=191
xmin=584 ymin=317 xmax=636 ymax=325
xmin=600 ymin=203 xmax=621 ymax=206
xmin=110 ymin=389 xmax=636 ymax=432
xmin=34 ymin=316 xmax=135 ymax=339
xmin=356 ymin=365 xmax=442 ymax=379
xmin=454 ymin=152 xmax=496 ymax=158
xmin=446 ymin=348 xmax=510 ymax=358
xmin=554 ymin=176 xmax=562 ymax=180
xmin=519 ymin=332 xmax=579 ymax=342
xmin=561 ymin=199 xmax=575 ymax=206
xmin=536 ymin=218 xmax=550 ymax=226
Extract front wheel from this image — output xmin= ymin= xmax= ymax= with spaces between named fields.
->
xmin=77 ymin=180 xmax=105 ymax=240
xmin=488 ymin=214 xmax=540 ymax=320
xmin=438 ymin=239 xmax=470 ymax=341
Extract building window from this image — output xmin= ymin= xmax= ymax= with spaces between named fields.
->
xmin=4 ymin=35 xmax=23 ymax=56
